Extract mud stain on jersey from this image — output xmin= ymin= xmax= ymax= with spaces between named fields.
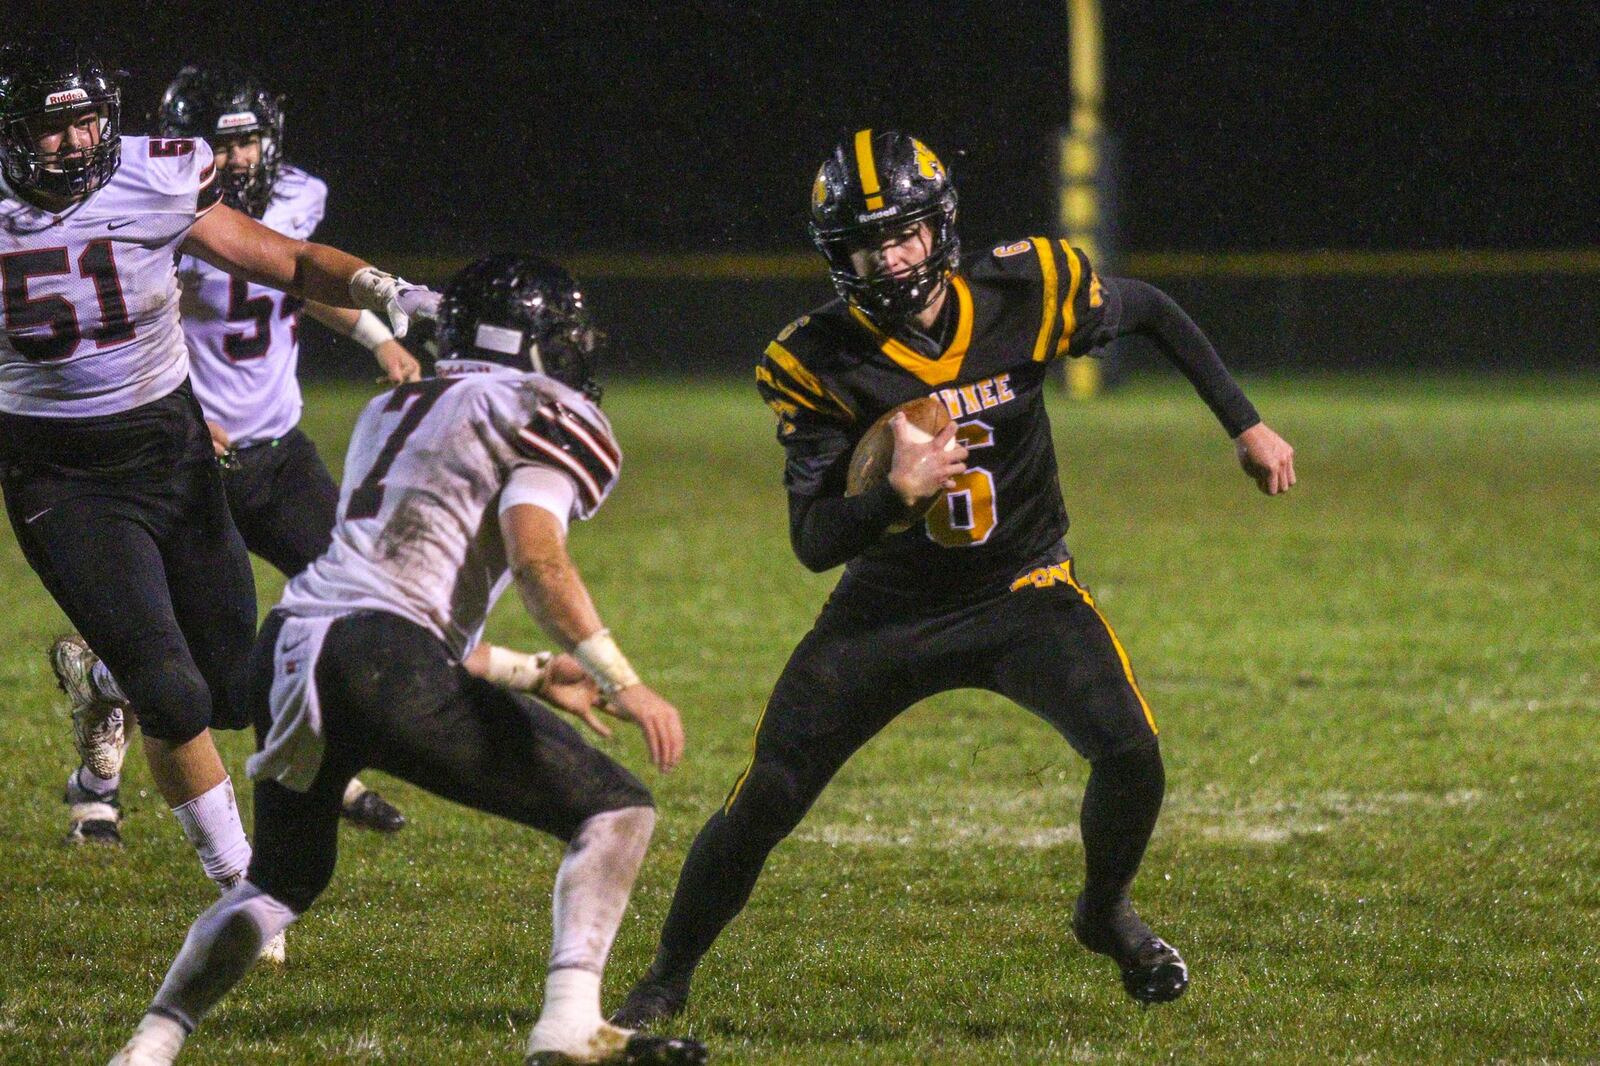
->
xmin=376 ymin=493 xmax=444 ymax=567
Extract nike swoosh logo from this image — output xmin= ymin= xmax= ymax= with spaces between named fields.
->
xmin=25 ymin=507 xmax=53 ymax=524
xmin=105 ymin=218 xmax=141 ymax=230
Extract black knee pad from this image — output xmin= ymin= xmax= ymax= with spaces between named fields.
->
xmin=125 ymin=658 xmax=214 ymax=743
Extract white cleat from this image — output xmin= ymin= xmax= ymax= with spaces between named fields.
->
xmin=259 ymin=929 xmax=287 ymax=965
xmin=51 ymin=635 xmax=130 ymax=779
xmin=525 ymin=1021 xmax=631 ymax=1064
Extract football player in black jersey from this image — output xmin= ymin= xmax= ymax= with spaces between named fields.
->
xmin=614 ymin=130 xmax=1296 ymax=1025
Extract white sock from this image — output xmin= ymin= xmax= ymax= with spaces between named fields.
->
xmin=528 ymin=967 xmax=605 ymax=1052
xmin=76 ymin=764 xmax=120 ymax=795
xmin=150 ymin=881 xmax=297 ymax=1032
xmin=171 ymin=777 xmax=252 ymax=886
xmin=342 ymin=777 xmax=369 ymax=806
xmin=113 ymin=1012 xmax=187 ymax=1066
xmin=527 ymin=806 xmax=655 ymax=1053
xmin=91 ymin=659 xmax=129 ymax=703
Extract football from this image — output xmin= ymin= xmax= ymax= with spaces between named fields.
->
xmin=845 ymin=396 xmax=954 ymax=533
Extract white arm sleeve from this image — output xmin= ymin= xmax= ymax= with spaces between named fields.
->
xmin=499 ymin=463 xmax=579 ymax=533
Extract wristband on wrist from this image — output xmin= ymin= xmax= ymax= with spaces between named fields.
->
xmin=573 ymin=628 xmax=640 ymax=696
xmin=350 ymin=310 xmax=396 ymax=353
xmin=483 ymin=646 xmax=553 ymax=692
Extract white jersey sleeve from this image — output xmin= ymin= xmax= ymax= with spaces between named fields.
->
xmin=180 ymin=165 xmax=328 ymax=444
xmin=0 ymin=136 xmax=221 ymax=417
xmin=278 ymin=368 xmax=621 ymax=656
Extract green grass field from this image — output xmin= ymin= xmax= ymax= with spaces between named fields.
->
xmin=1 ymin=375 xmax=1596 ymax=1064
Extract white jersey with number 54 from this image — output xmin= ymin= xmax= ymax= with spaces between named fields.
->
xmin=0 ymin=136 xmax=222 ymax=417
xmin=178 ymin=165 xmax=327 ymax=446
xmin=279 ymin=362 xmax=622 ymax=657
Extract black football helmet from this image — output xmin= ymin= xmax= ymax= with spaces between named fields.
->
xmin=436 ymin=255 xmax=606 ymax=402
xmin=156 ymin=65 xmax=284 ymax=216
xmin=0 ymin=34 xmax=122 ymax=200
xmin=809 ymin=129 xmax=959 ymax=327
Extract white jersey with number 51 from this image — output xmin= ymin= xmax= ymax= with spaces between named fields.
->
xmin=0 ymin=136 xmax=221 ymax=417
xmin=279 ymin=362 xmax=622 ymax=658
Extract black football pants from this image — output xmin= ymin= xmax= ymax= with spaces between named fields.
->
xmin=222 ymin=428 xmax=339 ymax=579
xmin=243 ymin=610 xmax=653 ymax=913
xmin=0 ymin=385 xmax=257 ymax=742
xmin=647 ymin=553 xmax=1164 ymax=981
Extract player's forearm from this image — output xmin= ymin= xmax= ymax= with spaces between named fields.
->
xmin=289 ymin=242 xmax=377 ymax=307
xmin=512 ymin=554 xmax=605 ymax=650
xmin=788 ymin=483 xmax=906 ymax=572
xmin=302 ymin=301 xmax=361 ymax=334
xmin=1108 ymin=277 xmax=1261 ymax=437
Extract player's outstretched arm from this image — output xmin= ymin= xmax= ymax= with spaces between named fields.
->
xmin=1106 ymin=276 xmax=1297 ymax=495
xmin=302 ymin=301 xmax=422 ymax=383
xmin=500 ymin=502 xmax=685 ymax=771
xmin=179 ymin=203 xmax=439 ymax=337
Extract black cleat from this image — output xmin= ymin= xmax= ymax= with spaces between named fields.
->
xmin=341 ymin=787 xmax=406 ymax=833
xmin=1072 ymin=894 xmax=1189 ymax=1005
xmin=609 ymin=973 xmax=691 ymax=1030
xmin=526 ymin=1032 xmax=708 ymax=1065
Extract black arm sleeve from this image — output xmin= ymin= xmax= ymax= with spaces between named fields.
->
xmin=1107 ymin=277 xmax=1261 ymax=437
xmin=787 ymin=481 xmax=906 ymax=573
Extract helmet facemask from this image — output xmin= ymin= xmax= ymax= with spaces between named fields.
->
xmin=813 ymin=203 xmax=960 ymax=328
xmin=1 ymin=97 xmax=122 ymax=200
xmin=155 ymin=66 xmax=284 ymax=216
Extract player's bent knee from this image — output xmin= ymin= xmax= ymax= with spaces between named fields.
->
xmin=585 ymin=759 xmax=655 ymax=818
xmin=126 ymin=661 xmax=215 ymax=744
xmin=726 ymin=758 xmax=812 ymax=844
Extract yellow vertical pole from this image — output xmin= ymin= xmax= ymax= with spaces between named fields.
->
xmin=1061 ymin=0 xmax=1105 ymax=399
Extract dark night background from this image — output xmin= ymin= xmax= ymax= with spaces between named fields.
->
xmin=22 ymin=2 xmax=1600 ymax=370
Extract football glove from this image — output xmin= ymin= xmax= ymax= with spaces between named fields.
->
xmin=349 ymin=266 xmax=442 ymax=339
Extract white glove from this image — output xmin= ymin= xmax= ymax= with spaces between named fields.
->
xmin=349 ymin=266 xmax=441 ymax=339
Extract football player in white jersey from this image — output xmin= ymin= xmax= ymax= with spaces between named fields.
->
xmin=0 ymin=34 xmax=440 ymax=922
xmin=148 ymin=64 xmax=422 ymax=832
xmin=108 ymin=255 xmax=707 ymax=1066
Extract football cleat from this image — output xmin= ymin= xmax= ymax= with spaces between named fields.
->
xmin=258 ymin=929 xmax=288 ymax=966
xmin=340 ymin=780 xmax=407 ymax=833
xmin=609 ymin=972 xmax=691 ymax=1030
xmin=64 ymin=770 xmax=122 ymax=846
xmin=51 ymin=635 xmax=130 ymax=780
xmin=525 ymin=1029 xmax=707 ymax=1066
xmin=1072 ymin=894 xmax=1190 ymax=1005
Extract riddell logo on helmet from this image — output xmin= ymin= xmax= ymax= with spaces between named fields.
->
xmin=216 ymin=112 xmax=258 ymax=130
xmin=45 ymin=89 xmax=91 ymax=107
xmin=856 ymin=205 xmax=902 ymax=223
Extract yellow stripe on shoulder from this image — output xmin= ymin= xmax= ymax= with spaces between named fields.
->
xmin=1054 ymin=240 xmax=1085 ymax=357
xmin=756 ymin=364 xmax=825 ymax=415
xmin=763 ymin=340 xmax=854 ymax=419
xmin=1030 ymin=237 xmax=1060 ymax=362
